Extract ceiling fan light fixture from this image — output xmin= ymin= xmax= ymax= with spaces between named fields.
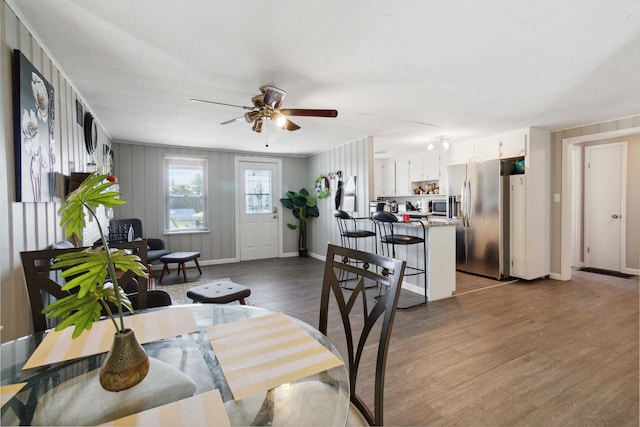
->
xmin=442 ymin=140 xmax=450 ymax=150
xmin=252 ymin=118 xmax=264 ymax=133
xmin=244 ymin=111 xmax=256 ymax=123
xmin=427 ymin=142 xmax=435 ymax=151
xmin=272 ymin=112 xmax=287 ymax=128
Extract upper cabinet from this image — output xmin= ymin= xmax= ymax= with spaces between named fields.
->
xmin=409 ymin=150 xmax=452 ymax=182
xmin=451 ymin=128 xmax=528 ymax=165
xmin=375 ymin=158 xmax=411 ymax=197
xmin=375 ymin=150 xmax=453 ymax=198
xmin=410 ymin=154 xmax=436 ymax=181
xmin=500 ymin=136 xmax=526 ymax=159
xmin=395 ymin=159 xmax=410 ymax=196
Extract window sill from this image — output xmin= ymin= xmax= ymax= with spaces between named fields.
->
xmin=163 ymin=229 xmax=210 ymax=236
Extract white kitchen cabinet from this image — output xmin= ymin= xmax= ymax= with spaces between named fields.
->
xmin=510 ymin=175 xmax=527 ymax=277
xmin=395 ymin=159 xmax=410 ymax=196
xmin=500 ymin=135 xmax=526 ymax=159
xmin=409 ymin=156 xmax=424 ymax=182
xmin=409 ymin=154 xmax=438 ymax=181
xmin=379 ymin=160 xmax=396 ymax=196
xmin=507 ymin=127 xmax=550 ymax=280
xmin=375 ymin=159 xmax=411 ymax=197
xmin=410 ymin=151 xmax=450 ymax=183
xmin=423 ymin=154 xmax=439 ymax=180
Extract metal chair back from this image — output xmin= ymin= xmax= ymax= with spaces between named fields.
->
xmin=20 ymin=240 xmax=157 ymax=333
xmin=320 ymin=244 xmax=406 ymax=426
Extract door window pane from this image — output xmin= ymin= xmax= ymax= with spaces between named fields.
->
xmin=245 ymin=169 xmax=271 ymax=214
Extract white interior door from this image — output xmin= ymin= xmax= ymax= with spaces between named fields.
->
xmin=236 ymin=159 xmax=281 ymax=261
xmin=584 ymin=143 xmax=625 ymax=271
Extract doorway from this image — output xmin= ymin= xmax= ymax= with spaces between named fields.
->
xmin=235 ymin=157 xmax=282 ymax=261
xmin=584 ymin=142 xmax=627 ymax=272
xmin=561 ymin=127 xmax=638 ymax=280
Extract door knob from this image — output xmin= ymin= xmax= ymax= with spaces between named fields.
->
xmin=612 ymin=214 xmax=620 ymax=219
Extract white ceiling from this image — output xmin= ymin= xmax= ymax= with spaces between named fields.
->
xmin=10 ymin=0 xmax=640 ymax=158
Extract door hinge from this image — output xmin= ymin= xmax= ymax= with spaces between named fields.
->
xmin=587 ymin=247 xmax=590 ymax=253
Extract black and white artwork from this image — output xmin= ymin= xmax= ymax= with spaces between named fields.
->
xmin=76 ymin=99 xmax=83 ymax=126
xmin=12 ymin=50 xmax=56 ymax=202
xmin=103 ymin=145 xmax=114 ymax=175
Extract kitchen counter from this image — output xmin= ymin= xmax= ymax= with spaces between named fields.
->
xmin=384 ymin=219 xmax=456 ymax=301
xmin=392 ymin=213 xmax=453 ymax=226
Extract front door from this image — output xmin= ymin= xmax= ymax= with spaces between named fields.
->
xmin=584 ymin=142 xmax=626 ymax=272
xmin=236 ymin=158 xmax=281 ymax=261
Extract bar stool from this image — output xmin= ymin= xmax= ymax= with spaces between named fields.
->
xmin=334 ymin=210 xmax=377 ymax=288
xmin=372 ymin=211 xmax=427 ymax=308
xmin=334 ymin=210 xmax=376 ymax=252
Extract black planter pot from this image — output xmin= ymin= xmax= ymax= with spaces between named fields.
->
xmin=298 ymin=249 xmax=308 ymax=257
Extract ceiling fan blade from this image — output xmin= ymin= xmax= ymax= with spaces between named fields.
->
xmin=220 ymin=116 xmax=246 ymax=125
xmin=279 ymin=108 xmax=338 ymax=118
xmin=283 ymin=119 xmax=301 ymax=131
xmin=191 ymin=98 xmax=252 ymax=110
xmin=262 ymin=86 xmax=287 ymax=108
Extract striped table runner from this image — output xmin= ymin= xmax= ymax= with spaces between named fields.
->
xmin=1 ymin=383 xmax=26 ymax=407
xmin=206 ymin=312 xmax=343 ymax=401
xmin=23 ymin=307 xmax=198 ymax=370
xmin=99 ymin=389 xmax=230 ymax=426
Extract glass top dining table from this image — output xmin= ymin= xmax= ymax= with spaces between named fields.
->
xmin=1 ymin=304 xmax=350 ymax=426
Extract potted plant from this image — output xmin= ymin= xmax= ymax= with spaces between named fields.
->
xmin=280 ymin=188 xmax=319 ymax=257
xmin=42 ymin=173 xmax=150 ymax=391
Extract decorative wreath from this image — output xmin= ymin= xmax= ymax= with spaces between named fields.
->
xmin=314 ymin=175 xmax=330 ymax=199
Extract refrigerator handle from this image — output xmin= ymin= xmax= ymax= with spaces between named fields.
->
xmin=466 ymin=175 xmax=471 ymax=227
xmin=461 ymin=177 xmax=467 ymax=227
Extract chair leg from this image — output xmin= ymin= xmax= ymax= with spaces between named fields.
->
xmin=159 ymin=263 xmax=170 ymax=283
xmin=239 ymin=298 xmax=247 ymax=305
xmin=194 ymin=258 xmax=203 ymax=275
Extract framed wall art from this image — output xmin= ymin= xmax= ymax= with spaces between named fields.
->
xmin=12 ymin=49 xmax=56 ymax=202
xmin=103 ymin=145 xmax=114 ymax=175
xmin=76 ymin=99 xmax=83 ymax=126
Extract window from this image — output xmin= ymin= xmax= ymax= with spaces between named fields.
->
xmin=165 ymin=156 xmax=207 ymax=232
xmin=244 ymin=169 xmax=272 ymax=214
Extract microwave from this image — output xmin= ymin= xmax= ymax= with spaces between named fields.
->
xmin=430 ymin=199 xmax=447 ymax=216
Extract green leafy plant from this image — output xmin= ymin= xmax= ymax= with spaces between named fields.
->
xmin=280 ymin=188 xmax=319 ymax=252
xmin=42 ymin=173 xmax=148 ymax=338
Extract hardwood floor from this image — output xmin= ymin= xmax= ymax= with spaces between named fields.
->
xmin=155 ymin=258 xmax=639 ymax=426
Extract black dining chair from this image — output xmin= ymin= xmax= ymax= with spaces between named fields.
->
xmin=20 ymin=240 xmax=170 ymax=333
xmin=320 ymin=244 xmax=406 ymax=426
xmin=372 ymin=210 xmax=428 ymax=308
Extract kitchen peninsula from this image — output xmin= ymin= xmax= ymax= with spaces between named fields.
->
xmin=384 ymin=219 xmax=456 ymax=302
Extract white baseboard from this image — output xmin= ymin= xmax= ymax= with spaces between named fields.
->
xmin=281 ymin=252 xmax=300 ymax=258
xmin=309 ymin=252 xmax=325 ymax=262
xmin=402 ymin=282 xmax=425 ymax=297
xmin=198 ymin=257 xmax=238 ymax=266
xmin=162 ymin=253 xmax=325 ymax=269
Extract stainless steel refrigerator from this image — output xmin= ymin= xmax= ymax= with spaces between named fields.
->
xmin=446 ymin=159 xmax=509 ymax=279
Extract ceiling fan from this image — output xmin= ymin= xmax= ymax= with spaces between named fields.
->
xmin=191 ymin=85 xmax=338 ymax=133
